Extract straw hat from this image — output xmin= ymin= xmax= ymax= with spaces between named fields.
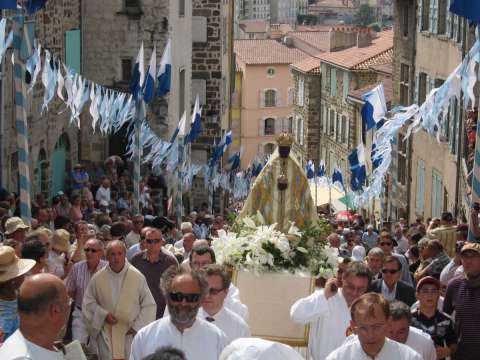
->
xmin=51 ymin=229 xmax=71 ymax=253
xmin=4 ymin=217 xmax=29 ymax=235
xmin=0 ymin=246 xmax=35 ymax=282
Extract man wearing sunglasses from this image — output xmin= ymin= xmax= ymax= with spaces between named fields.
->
xmin=130 ymin=265 xmax=226 ymax=360
xmin=369 ymin=256 xmax=416 ymax=306
xmin=83 ymin=240 xmax=156 ymax=360
xmin=131 ymin=228 xmax=178 ymax=319
xmin=66 ymin=238 xmax=107 ymax=346
xmin=377 ymin=232 xmax=414 ymax=286
xmin=198 ymin=265 xmax=250 ymax=345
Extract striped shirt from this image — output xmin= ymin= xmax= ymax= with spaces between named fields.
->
xmin=443 ymin=276 xmax=480 ymax=360
xmin=65 ymin=259 xmax=107 ymax=308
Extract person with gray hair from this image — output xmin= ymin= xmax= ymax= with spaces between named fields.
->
xmin=366 ymin=247 xmax=384 ymax=280
xmin=414 ymin=239 xmax=451 ymax=281
xmin=130 ymin=265 xmax=226 ymax=360
xmin=388 ymin=301 xmax=436 ymax=360
xmin=83 ymin=240 xmax=156 ymax=360
xmin=141 ymin=346 xmax=186 ymax=360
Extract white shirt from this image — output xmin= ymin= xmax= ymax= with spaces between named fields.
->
xmin=406 ymin=326 xmax=436 ymax=360
xmin=199 ymin=307 xmax=251 ymax=345
xmin=394 ymin=236 xmax=409 ymax=254
xmin=290 ymin=288 xmax=350 ymax=360
xmin=381 ymin=280 xmax=397 ymax=302
xmin=95 ymin=186 xmax=111 ymax=204
xmin=125 ymin=231 xmax=141 ymax=248
xmin=47 ymin=251 xmax=66 ymax=278
xmin=326 ymin=337 xmax=422 ymax=360
xmin=225 ymin=284 xmax=249 ymax=320
xmin=129 ymin=317 xmax=226 ymax=360
xmin=0 ymin=329 xmax=64 ymax=360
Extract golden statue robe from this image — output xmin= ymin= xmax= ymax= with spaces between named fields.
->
xmin=240 ymin=148 xmax=319 ymax=231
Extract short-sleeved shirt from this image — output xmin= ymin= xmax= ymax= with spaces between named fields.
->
xmin=130 ymin=250 xmax=178 ymax=319
xmin=0 ymin=299 xmax=19 ymax=340
xmin=411 ymin=309 xmax=457 ymax=348
xmin=443 ymin=276 xmax=480 ymax=360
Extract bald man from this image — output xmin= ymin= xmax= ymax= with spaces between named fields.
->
xmin=83 ymin=240 xmax=156 ymax=360
xmin=0 ymin=274 xmax=70 ymax=359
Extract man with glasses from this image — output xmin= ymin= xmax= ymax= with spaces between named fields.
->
xmin=130 ymin=265 xmax=226 ymax=360
xmin=131 ymin=228 xmax=178 ymax=319
xmin=199 ymin=265 xmax=250 ymax=345
xmin=326 ymin=293 xmax=422 ymax=360
xmin=412 ymin=276 xmax=457 ymax=360
xmin=369 ymin=256 xmax=416 ymax=306
xmin=290 ymin=262 xmax=371 ymax=360
xmin=377 ymin=232 xmax=414 ymax=286
xmin=66 ymin=238 xmax=107 ymax=345
xmin=83 ymin=240 xmax=156 ymax=360
xmin=126 ymin=215 xmax=144 ymax=248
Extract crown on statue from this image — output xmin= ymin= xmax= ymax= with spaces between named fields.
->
xmin=276 ymin=133 xmax=294 ymax=147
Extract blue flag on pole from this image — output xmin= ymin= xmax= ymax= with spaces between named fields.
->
xmin=450 ymin=0 xmax=480 ymax=22
xmin=306 ymin=160 xmax=315 ymax=180
xmin=0 ymin=0 xmax=16 ymax=9
xmin=143 ymin=46 xmax=156 ymax=104
xmin=209 ymin=130 xmax=233 ymax=167
xmin=26 ymin=0 xmax=47 ymax=13
xmin=228 ymin=152 xmax=241 ymax=171
xmin=332 ymin=168 xmax=344 ymax=190
xmin=361 ymin=83 xmax=387 ymax=131
xmin=371 ymin=143 xmax=383 ymax=170
xmin=348 ymin=144 xmax=367 ymax=191
xmin=185 ymin=95 xmax=202 ymax=145
xmin=129 ymin=43 xmax=144 ymax=101
xmin=157 ymin=39 xmax=171 ymax=97
xmin=317 ymin=160 xmax=326 ymax=177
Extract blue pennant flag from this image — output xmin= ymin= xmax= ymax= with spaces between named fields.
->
xmin=362 ymin=83 xmax=387 ymax=131
xmin=348 ymin=144 xmax=367 ymax=191
xmin=184 ymin=95 xmax=202 ymax=145
xmin=209 ymin=130 xmax=233 ymax=167
xmin=317 ymin=160 xmax=326 ymax=177
xmin=450 ymin=0 xmax=480 ymax=22
xmin=228 ymin=152 xmax=241 ymax=171
xmin=0 ymin=0 xmax=16 ymax=9
xmin=332 ymin=168 xmax=344 ymax=190
xmin=143 ymin=45 xmax=156 ymax=104
xmin=306 ymin=160 xmax=315 ymax=180
xmin=157 ymin=39 xmax=172 ymax=97
xmin=129 ymin=43 xmax=144 ymax=101
xmin=251 ymin=159 xmax=263 ymax=177
xmin=371 ymin=143 xmax=383 ymax=170
xmin=26 ymin=0 xmax=47 ymax=13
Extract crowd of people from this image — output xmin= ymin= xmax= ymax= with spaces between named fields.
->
xmin=0 ymin=163 xmax=479 ymax=360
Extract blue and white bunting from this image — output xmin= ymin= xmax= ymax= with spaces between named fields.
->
xmin=157 ymin=39 xmax=171 ymax=97
xmin=348 ymin=144 xmax=367 ymax=191
xmin=185 ymin=95 xmax=202 ymax=145
xmin=361 ymin=83 xmax=387 ymax=131
xmin=143 ymin=45 xmax=156 ymax=104
xmin=129 ymin=42 xmax=144 ymax=101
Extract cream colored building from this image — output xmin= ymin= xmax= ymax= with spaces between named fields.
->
xmin=234 ymin=39 xmax=308 ymax=168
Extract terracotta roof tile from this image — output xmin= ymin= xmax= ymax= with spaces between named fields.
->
xmin=238 ymin=20 xmax=268 ymax=33
xmin=316 ymin=30 xmax=393 ymax=70
xmin=234 ymin=40 xmax=309 ymax=65
xmin=289 ymin=31 xmax=331 ymax=52
xmin=290 ymin=56 xmax=321 ymax=74
xmin=348 ymin=78 xmax=393 ymax=104
xmin=370 ymin=62 xmax=393 ymax=75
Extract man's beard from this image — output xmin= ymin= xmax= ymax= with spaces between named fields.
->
xmin=168 ymin=302 xmax=199 ymax=328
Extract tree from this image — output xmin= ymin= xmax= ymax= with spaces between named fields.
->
xmin=353 ymin=4 xmax=376 ymax=28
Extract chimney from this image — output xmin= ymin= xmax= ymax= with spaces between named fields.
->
xmin=357 ymin=29 xmax=372 ymax=48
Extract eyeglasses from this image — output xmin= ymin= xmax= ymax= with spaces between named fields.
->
xmin=84 ymin=248 xmax=98 ymax=253
xmin=418 ymin=288 xmax=439 ymax=294
xmin=208 ymin=287 xmax=225 ymax=295
xmin=169 ymin=292 xmax=201 ymax=303
xmin=380 ymin=242 xmax=393 ymax=246
xmin=354 ymin=323 xmax=386 ymax=334
xmin=146 ymin=238 xmax=162 ymax=244
xmin=381 ymin=268 xmax=399 ymax=274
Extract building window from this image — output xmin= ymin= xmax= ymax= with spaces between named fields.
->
xmin=266 ymin=68 xmax=275 ymax=76
xmin=437 ymin=0 xmax=447 ymax=35
xmin=398 ymin=133 xmax=407 ymax=186
xmin=296 ymin=117 xmax=304 ymax=145
xmin=125 ymin=0 xmax=140 ymax=7
xmin=421 ymin=0 xmax=430 ymax=31
xmin=341 ymin=115 xmax=347 ymax=144
xmin=330 ymin=68 xmax=337 ymax=97
xmin=264 ymin=89 xmax=276 ymax=107
xmin=335 ymin=113 xmax=340 ymax=142
xmin=179 ymin=0 xmax=185 ymax=17
xmin=179 ymin=69 xmax=185 ymax=121
xmin=418 ymin=72 xmax=427 ymax=105
xmin=297 ymin=78 xmax=304 ymax=106
xmin=287 ymin=87 xmax=294 ymax=105
xmin=329 ymin=109 xmax=335 ymax=136
xmin=287 ymin=116 xmax=293 ymax=133
xmin=432 ymin=170 xmax=443 ymax=218
xmin=121 ymin=58 xmax=132 ymax=82
xmin=264 ymin=118 xmax=275 ymax=135
xmin=402 ymin=5 xmax=409 ymax=37
xmin=400 ymin=63 xmax=410 ymax=106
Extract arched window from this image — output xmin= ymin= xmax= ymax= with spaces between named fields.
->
xmin=264 ymin=118 xmax=275 ymax=135
xmin=264 ymin=89 xmax=276 ymax=107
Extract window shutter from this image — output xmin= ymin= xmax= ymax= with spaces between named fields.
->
xmin=299 ymin=118 xmax=304 ymax=145
xmin=275 ymin=117 xmax=283 ymax=135
xmin=258 ymin=118 xmax=264 ymax=136
xmin=331 ymin=68 xmax=337 ymax=97
xmin=288 ymin=87 xmax=294 ymax=106
xmin=322 ymin=107 xmax=327 ymax=134
xmin=415 ymin=73 xmax=419 ymax=104
xmin=416 ymin=159 xmax=425 ymax=213
xmin=257 ymin=143 xmax=264 ymax=157
xmin=298 ymin=79 xmax=304 ymax=106
xmin=345 ymin=116 xmax=350 ymax=147
xmin=275 ymin=89 xmax=281 ymax=107
xmin=452 ymin=14 xmax=458 ymax=40
xmin=446 ymin=0 xmax=452 ymax=36
xmin=260 ymin=89 xmax=265 ymax=107
xmin=429 ymin=0 xmax=436 ymax=33
xmin=342 ymin=71 xmax=349 ymax=101
xmin=418 ymin=0 xmax=424 ymax=32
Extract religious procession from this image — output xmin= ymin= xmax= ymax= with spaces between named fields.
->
xmin=1 ymin=0 xmax=480 ymax=360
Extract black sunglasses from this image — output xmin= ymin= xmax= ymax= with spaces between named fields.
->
xmin=381 ymin=269 xmax=399 ymax=274
xmin=84 ymin=248 xmax=98 ymax=253
xmin=169 ymin=292 xmax=201 ymax=303
xmin=380 ymin=242 xmax=393 ymax=246
xmin=146 ymin=239 xmax=161 ymax=244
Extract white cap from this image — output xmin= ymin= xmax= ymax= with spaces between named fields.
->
xmin=220 ymin=338 xmax=303 ymax=360
xmin=351 ymin=245 xmax=366 ymax=262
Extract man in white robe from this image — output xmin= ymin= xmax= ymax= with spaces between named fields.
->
xmin=130 ymin=265 xmax=226 ymax=360
xmin=199 ymin=265 xmax=250 ymax=345
xmin=83 ymin=240 xmax=156 ymax=360
xmin=326 ymin=293 xmax=422 ymax=360
xmin=290 ymin=262 xmax=371 ymax=360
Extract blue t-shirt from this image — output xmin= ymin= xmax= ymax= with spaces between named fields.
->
xmin=0 ymin=299 xmax=19 ymax=340
xmin=71 ymin=170 xmax=89 ymax=190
